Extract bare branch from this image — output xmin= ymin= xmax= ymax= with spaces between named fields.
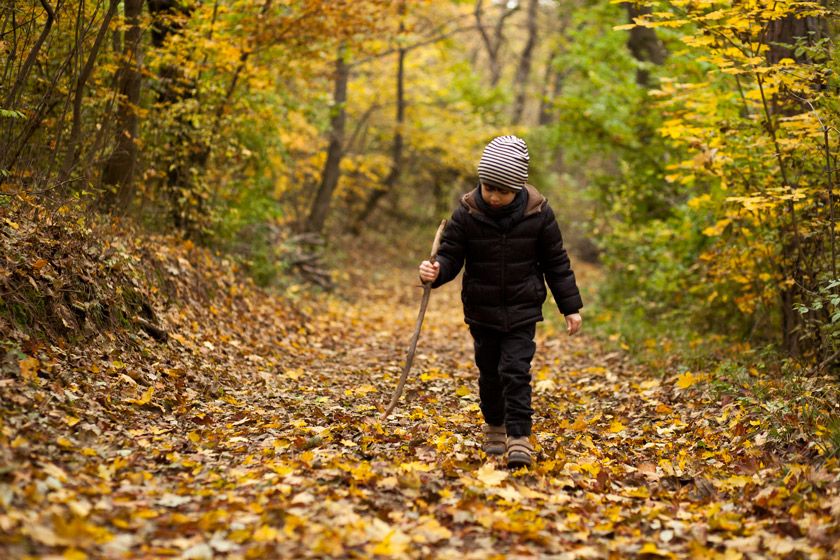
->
xmin=3 ymin=0 xmax=57 ymax=111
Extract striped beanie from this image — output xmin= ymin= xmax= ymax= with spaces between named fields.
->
xmin=477 ymin=135 xmax=530 ymax=191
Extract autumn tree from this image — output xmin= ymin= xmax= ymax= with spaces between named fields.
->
xmin=100 ymin=0 xmax=144 ymax=211
xmin=511 ymin=0 xmax=538 ymax=124
xmin=305 ymin=48 xmax=350 ymax=235
xmin=586 ymin=0 xmax=839 ymax=364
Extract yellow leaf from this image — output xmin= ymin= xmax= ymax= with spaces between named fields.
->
xmin=702 ymin=218 xmax=731 ymax=237
xmin=627 ymin=486 xmax=650 ymax=498
xmin=399 ymin=461 xmax=431 ymax=473
xmin=189 ymin=431 xmax=201 ymax=443
xmin=285 ymin=368 xmax=303 ymax=380
xmin=57 ymin=437 xmax=73 ymax=448
xmin=709 ymin=512 xmax=742 ymax=532
xmin=688 ymin=194 xmax=712 ymax=209
xmin=609 ymin=420 xmax=626 ymax=433
xmin=578 ymin=462 xmax=601 ymax=476
xmin=676 ymin=371 xmax=697 ymax=389
xmin=63 ymin=548 xmax=87 ymax=560
xmin=455 ymin=385 xmax=470 ymax=397
xmin=272 ymin=464 xmax=293 ymax=476
xmin=726 ymin=475 xmax=752 ymax=488
xmin=372 ymin=530 xmax=410 ymax=556
xmin=128 ymin=385 xmax=154 ymax=405
xmin=639 ymin=542 xmax=676 ymax=559
xmin=53 ymin=516 xmax=112 ymax=547
xmin=411 ymin=518 xmax=452 ymax=544
xmin=579 ymin=435 xmax=596 ymax=449
xmin=656 ymin=403 xmax=673 ymax=414
xmin=351 ymin=462 xmax=375 ymax=483
xmin=354 ymin=384 xmax=378 ymax=397
xmin=19 ymin=356 xmax=39 ymax=381
xmin=253 ymin=525 xmax=279 ymax=542
xmin=475 ymin=463 xmax=508 ymax=486
xmin=111 ymin=457 xmax=128 ymax=472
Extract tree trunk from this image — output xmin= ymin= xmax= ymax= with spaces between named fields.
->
xmin=781 ymin=252 xmax=801 ymax=357
xmin=305 ymin=50 xmax=349 ymax=235
xmin=147 ymin=0 xmax=209 ymax=230
xmin=1 ymin=7 xmax=17 ymax=89
xmin=511 ymin=0 xmax=538 ymax=124
xmin=100 ymin=0 xmax=144 ymax=212
xmin=766 ymin=13 xmax=823 ymax=115
xmin=623 ymin=3 xmax=667 ymax=88
xmin=351 ymin=5 xmax=407 ymax=235
xmin=538 ymin=48 xmax=564 ymax=126
xmin=474 ymin=0 xmax=517 ymax=87
xmin=766 ymin=15 xmax=821 ymax=65
xmin=763 ymin=11 xmax=823 ymax=357
xmin=149 ymin=0 xmax=191 ymax=48
xmin=59 ymin=0 xmax=118 ymax=183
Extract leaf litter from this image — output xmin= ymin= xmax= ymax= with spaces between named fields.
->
xmin=1 ymin=217 xmax=840 ymax=558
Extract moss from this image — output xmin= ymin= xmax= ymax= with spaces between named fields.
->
xmin=119 ymin=309 xmax=131 ymax=329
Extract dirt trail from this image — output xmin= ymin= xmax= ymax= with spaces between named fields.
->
xmin=136 ymin=265 xmax=840 ymax=558
xmin=264 ymin=265 xmax=839 ymax=559
xmin=3 ymin=259 xmax=839 ymax=558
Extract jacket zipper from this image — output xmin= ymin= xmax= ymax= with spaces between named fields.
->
xmin=501 ymin=232 xmax=507 ymax=331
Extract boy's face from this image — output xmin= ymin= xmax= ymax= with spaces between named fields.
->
xmin=481 ymin=183 xmax=517 ymax=208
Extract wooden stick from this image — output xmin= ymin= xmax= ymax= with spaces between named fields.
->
xmin=381 ymin=219 xmax=447 ymax=419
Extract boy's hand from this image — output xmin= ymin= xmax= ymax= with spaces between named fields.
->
xmin=565 ymin=313 xmax=582 ymax=336
xmin=419 ymin=260 xmax=440 ymax=284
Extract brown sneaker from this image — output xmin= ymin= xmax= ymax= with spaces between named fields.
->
xmin=482 ymin=424 xmax=506 ymax=455
xmin=506 ymin=436 xmax=533 ymax=468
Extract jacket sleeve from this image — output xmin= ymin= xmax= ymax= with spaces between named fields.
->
xmin=431 ymin=207 xmax=467 ymax=288
xmin=537 ymin=203 xmax=583 ymax=315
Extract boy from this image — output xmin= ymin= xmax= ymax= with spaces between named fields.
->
xmin=418 ymin=135 xmax=582 ymax=468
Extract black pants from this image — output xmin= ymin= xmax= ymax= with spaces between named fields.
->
xmin=469 ymin=324 xmax=536 ymax=437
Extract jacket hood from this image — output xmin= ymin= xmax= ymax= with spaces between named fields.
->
xmin=461 ymin=183 xmax=546 ymax=217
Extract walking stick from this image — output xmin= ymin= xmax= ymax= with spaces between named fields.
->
xmin=381 ymin=219 xmax=447 ymax=420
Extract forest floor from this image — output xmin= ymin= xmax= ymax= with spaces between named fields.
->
xmin=1 ymin=208 xmax=840 ymax=559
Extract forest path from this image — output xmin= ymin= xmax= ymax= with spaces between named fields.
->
xmin=236 ymin=263 xmax=837 ymax=559
xmin=5 ymin=258 xmax=839 ymax=559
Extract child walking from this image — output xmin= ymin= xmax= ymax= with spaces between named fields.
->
xmin=418 ymin=135 xmax=583 ymax=468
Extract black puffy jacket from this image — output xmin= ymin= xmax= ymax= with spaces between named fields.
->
xmin=432 ymin=184 xmax=582 ymax=331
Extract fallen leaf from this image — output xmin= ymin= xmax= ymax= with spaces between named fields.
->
xmin=475 ymin=463 xmax=508 ymax=486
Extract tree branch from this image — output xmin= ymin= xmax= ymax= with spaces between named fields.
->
xmin=3 ymin=0 xmax=57 ymax=111
xmin=350 ymin=24 xmax=482 ymax=68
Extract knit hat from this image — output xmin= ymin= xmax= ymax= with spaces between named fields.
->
xmin=477 ymin=135 xmax=530 ymax=191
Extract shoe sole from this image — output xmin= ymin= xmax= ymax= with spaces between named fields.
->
xmin=506 ymin=454 xmax=532 ymax=468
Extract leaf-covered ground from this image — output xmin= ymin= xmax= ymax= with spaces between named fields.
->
xmin=2 ymin=222 xmax=840 ymax=559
